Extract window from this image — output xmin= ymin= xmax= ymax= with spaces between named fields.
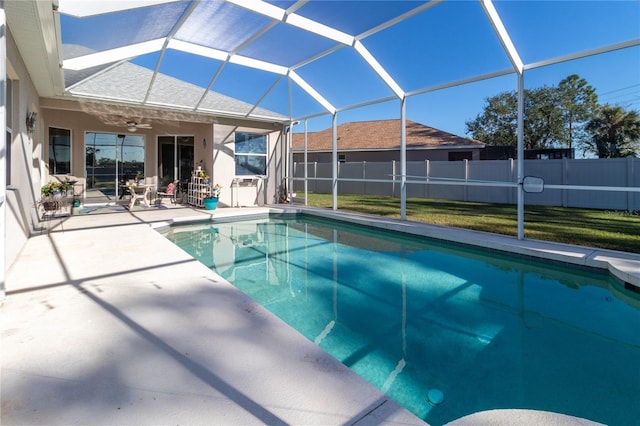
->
xmin=338 ymin=154 xmax=346 ymax=163
xmin=235 ymin=132 xmax=267 ymax=176
xmin=49 ymin=127 xmax=71 ymax=175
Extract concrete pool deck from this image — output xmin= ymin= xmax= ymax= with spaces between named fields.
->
xmin=3 ymin=204 xmax=633 ymax=425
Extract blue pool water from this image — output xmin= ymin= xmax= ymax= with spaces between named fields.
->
xmin=163 ymin=216 xmax=640 ymax=425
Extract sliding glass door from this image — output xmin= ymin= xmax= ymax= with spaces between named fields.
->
xmin=85 ymin=132 xmax=145 ymax=204
xmin=158 ymin=136 xmax=194 ymax=190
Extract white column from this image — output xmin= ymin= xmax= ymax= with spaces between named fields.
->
xmin=287 ymin=122 xmax=293 ymax=204
xmin=517 ymin=73 xmax=525 ymax=240
xmin=332 ymin=113 xmax=337 ymax=211
xmin=304 ymin=120 xmax=308 ymax=206
xmin=400 ymin=98 xmax=406 ymax=220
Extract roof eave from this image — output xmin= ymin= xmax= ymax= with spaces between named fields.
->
xmin=42 ymin=94 xmax=289 ymax=127
xmin=6 ymin=1 xmax=65 ymax=97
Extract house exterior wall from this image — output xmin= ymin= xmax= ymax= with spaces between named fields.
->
xmin=2 ymin=21 xmax=287 ymax=273
xmin=5 ymin=29 xmax=42 ymax=271
xmin=41 ymin=106 xmax=286 ymax=208
xmin=5 ymin=93 xmax=284 ymax=272
xmin=42 ymin=107 xmax=214 ymax=197
xmin=212 ymin=120 xmax=284 ymax=207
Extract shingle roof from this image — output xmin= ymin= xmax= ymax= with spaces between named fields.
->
xmin=65 ymin=45 xmax=287 ymax=121
xmin=292 ymin=119 xmax=484 ymax=151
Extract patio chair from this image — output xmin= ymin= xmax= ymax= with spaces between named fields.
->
xmin=156 ymin=180 xmax=178 ymax=204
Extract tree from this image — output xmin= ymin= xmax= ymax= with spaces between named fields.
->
xmin=465 ymin=74 xmax=599 ymax=153
xmin=558 ymin=74 xmax=599 ymax=150
xmin=584 ymin=105 xmax=640 ymax=158
xmin=465 ymin=87 xmax=565 ymax=150
xmin=465 ymin=91 xmax=518 ymax=147
xmin=85 ymin=147 xmax=99 ymax=167
xmin=523 ymin=86 xmax=564 ymax=149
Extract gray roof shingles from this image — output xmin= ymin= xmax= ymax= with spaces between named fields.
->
xmin=65 ymin=48 xmax=286 ymax=120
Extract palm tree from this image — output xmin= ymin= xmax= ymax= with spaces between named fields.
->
xmin=584 ymin=105 xmax=640 ymax=158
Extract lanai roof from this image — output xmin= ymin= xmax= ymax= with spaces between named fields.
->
xmin=6 ymin=1 xmax=639 ymax=130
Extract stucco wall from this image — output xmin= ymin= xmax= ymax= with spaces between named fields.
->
xmin=3 ymin=29 xmax=285 ymax=272
xmin=5 ymin=29 xmax=42 ymax=271
xmin=41 ymin=106 xmax=285 ymax=209
xmin=42 ymin=107 xmax=214 ymax=197
xmin=212 ymin=121 xmax=284 ymax=207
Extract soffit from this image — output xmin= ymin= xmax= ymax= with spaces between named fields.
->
xmin=5 ymin=1 xmax=64 ymax=97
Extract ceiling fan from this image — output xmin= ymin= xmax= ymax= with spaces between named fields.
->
xmin=125 ymin=121 xmax=152 ymax=132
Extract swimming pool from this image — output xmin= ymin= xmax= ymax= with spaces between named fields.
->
xmin=163 ymin=215 xmax=640 ymax=425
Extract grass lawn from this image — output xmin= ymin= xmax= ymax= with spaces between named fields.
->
xmin=299 ymin=193 xmax=640 ymax=254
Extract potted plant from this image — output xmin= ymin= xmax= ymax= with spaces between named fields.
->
xmin=40 ymin=181 xmax=62 ymax=211
xmin=59 ymin=177 xmax=73 ymax=195
xmin=203 ymin=184 xmax=222 ymax=210
xmin=196 ymin=168 xmax=208 ymax=180
xmin=41 ymin=181 xmax=60 ymax=197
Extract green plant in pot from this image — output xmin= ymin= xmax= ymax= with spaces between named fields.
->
xmin=41 ymin=181 xmax=62 ymax=197
xmin=204 ymin=184 xmax=222 ymax=210
xmin=40 ymin=181 xmax=63 ymax=211
xmin=59 ymin=177 xmax=73 ymax=195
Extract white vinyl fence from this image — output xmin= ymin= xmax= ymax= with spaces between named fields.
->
xmin=293 ymin=157 xmax=640 ymax=211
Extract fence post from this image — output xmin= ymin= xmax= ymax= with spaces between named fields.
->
xmin=314 ymin=161 xmax=318 ymax=193
xmin=507 ymin=158 xmax=517 ymax=204
xmin=294 ymin=161 xmax=298 ymax=194
xmin=562 ymin=157 xmax=568 ymax=208
xmin=508 ymin=158 xmax=514 ymax=204
xmin=425 ymin=160 xmax=430 ymax=199
xmin=464 ymin=159 xmax=469 ymax=202
xmin=628 ymin=156 xmax=634 ymax=211
xmin=362 ymin=161 xmax=367 ymax=195
xmin=303 ymin=161 xmax=308 ymax=204
xmin=392 ymin=160 xmax=396 ymax=197
xmin=337 ymin=160 xmax=341 ymax=197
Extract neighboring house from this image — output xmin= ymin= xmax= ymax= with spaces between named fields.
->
xmin=292 ymin=119 xmax=485 ymax=163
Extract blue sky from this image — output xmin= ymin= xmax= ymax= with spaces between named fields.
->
xmin=286 ymin=0 xmax=640 ymax=137
xmin=61 ymin=0 xmax=640 ymax=140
